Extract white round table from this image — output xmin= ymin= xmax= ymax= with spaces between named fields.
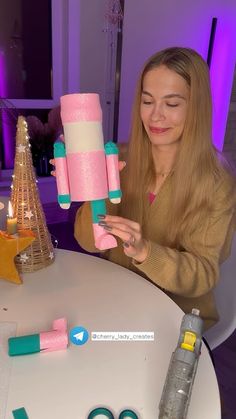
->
xmin=0 ymin=249 xmax=221 ymax=419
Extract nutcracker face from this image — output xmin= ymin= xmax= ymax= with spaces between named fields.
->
xmin=60 ymin=94 xmax=108 ymax=201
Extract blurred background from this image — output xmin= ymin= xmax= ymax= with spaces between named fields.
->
xmin=0 ymin=0 xmax=235 ymax=173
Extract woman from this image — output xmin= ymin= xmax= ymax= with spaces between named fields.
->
xmin=74 ymin=47 xmax=236 ymax=330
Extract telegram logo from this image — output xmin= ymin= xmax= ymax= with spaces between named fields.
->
xmin=69 ymin=326 xmax=89 ymax=346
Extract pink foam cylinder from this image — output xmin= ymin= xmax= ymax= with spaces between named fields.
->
xmin=53 ymin=318 xmax=67 ymax=331
xmin=60 ymin=93 xmax=102 ymax=123
xmin=40 ymin=318 xmax=68 ymax=352
xmin=40 ymin=331 xmax=68 ymax=352
xmin=55 ymin=157 xmax=70 ymax=195
xmin=106 ymin=154 xmax=120 ymax=191
xmin=67 ymin=151 xmax=108 ymax=201
xmin=93 ymin=223 xmax=117 ymax=250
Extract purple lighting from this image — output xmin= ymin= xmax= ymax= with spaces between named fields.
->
xmin=0 ymin=50 xmax=15 ymax=168
xmin=209 ymin=16 xmax=236 ymax=151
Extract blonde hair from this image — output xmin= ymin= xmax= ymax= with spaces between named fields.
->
xmin=120 ymin=47 xmax=235 ymax=248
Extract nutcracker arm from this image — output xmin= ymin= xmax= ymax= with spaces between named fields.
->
xmin=105 ymin=141 xmax=122 ymax=204
xmin=53 ymin=140 xmax=71 ymax=209
xmin=8 ymin=318 xmax=68 ymax=355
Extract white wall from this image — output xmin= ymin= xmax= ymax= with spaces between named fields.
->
xmin=79 ymin=0 xmax=117 ymax=140
xmin=79 ymin=0 xmax=107 ymax=94
xmin=118 ymin=0 xmax=236 ymax=146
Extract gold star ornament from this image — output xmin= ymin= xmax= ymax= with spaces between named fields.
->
xmin=0 ymin=230 xmax=35 ymax=284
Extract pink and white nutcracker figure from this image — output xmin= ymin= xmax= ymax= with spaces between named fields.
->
xmin=53 ymin=93 xmax=122 ymax=250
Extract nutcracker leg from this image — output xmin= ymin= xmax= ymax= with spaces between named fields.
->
xmin=91 ymin=199 xmax=117 ymax=250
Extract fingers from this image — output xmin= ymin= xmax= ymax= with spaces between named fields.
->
xmin=99 ymin=221 xmax=140 ymax=245
xmin=55 ymin=134 xmax=65 ymax=142
xmin=118 ymin=160 xmax=126 ymax=171
xmin=98 ymin=214 xmax=140 ymax=232
xmin=123 ymin=238 xmax=149 ymax=263
xmin=49 ymin=159 xmax=56 ymax=177
xmin=97 ymin=213 xmax=149 ymax=262
xmin=97 ymin=214 xmax=148 ymax=260
xmin=122 ymin=235 xmax=136 ymax=250
xmin=50 ymin=134 xmax=64 ymax=176
xmin=97 ymin=215 xmax=141 ymax=250
xmin=100 ymin=220 xmax=140 ymax=235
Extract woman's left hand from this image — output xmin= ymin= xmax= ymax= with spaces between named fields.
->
xmin=98 ymin=214 xmax=149 ymax=263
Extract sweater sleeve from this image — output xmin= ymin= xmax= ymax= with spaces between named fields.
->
xmin=74 ymin=200 xmax=119 ymax=253
xmin=133 ymin=179 xmax=236 ymax=298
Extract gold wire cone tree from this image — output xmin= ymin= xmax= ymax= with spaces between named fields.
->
xmin=10 ymin=116 xmax=55 ymax=272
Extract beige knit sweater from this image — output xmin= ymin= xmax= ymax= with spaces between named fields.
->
xmin=74 ymin=174 xmax=236 ymax=331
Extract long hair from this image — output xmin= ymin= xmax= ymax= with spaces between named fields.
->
xmin=120 ymin=47 xmax=235 ymax=249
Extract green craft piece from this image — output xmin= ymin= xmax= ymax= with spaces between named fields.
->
xmin=58 ymin=194 xmax=71 ymax=204
xmin=119 ymin=410 xmax=138 ymax=419
xmin=12 ymin=407 xmax=29 ymax=419
xmin=104 ymin=141 xmax=119 ymax=155
xmin=108 ymin=189 xmax=122 ymax=199
xmin=54 ymin=141 xmax=66 ymax=157
xmin=91 ymin=199 xmax=106 ymax=223
xmin=88 ymin=407 xmax=114 ymax=418
xmin=8 ymin=334 xmax=40 ymax=356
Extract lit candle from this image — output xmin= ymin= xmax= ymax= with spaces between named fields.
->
xmin=7 ymin=201 xmax=17 ymax=235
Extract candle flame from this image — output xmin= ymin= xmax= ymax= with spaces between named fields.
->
xmin=8 ymin=201 xmax=14 ymax=218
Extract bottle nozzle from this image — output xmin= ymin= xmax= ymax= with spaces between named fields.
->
xmin=192 ymin=308 xmax=200 ymax=316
